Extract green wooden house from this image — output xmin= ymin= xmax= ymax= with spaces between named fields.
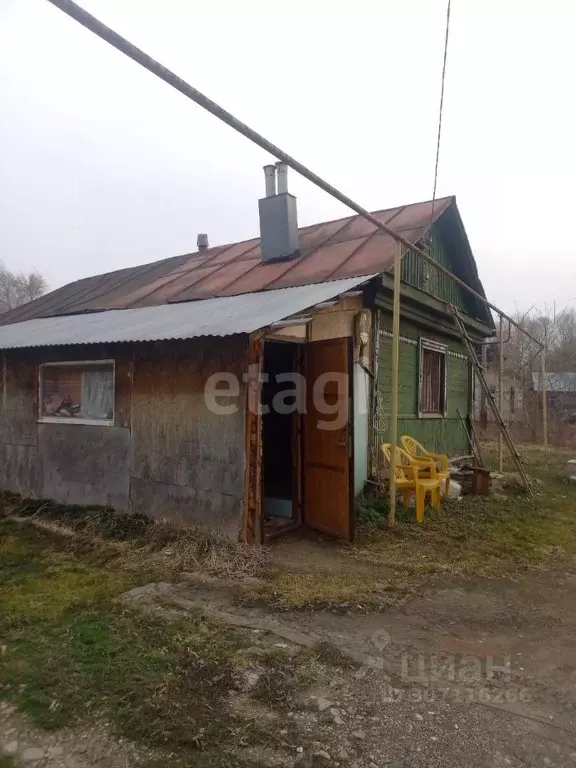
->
xmin=371 ymin=200 xmax=494 ymax=458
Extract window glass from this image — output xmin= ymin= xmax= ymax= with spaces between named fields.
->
xmin=420 ymin=346 xmax=446 ymax=414
xmin=40 ymin=362 xmax=114 ymax=422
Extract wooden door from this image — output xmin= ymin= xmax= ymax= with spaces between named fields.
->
xmin=303 ymin=338 xmax=352 ymax=538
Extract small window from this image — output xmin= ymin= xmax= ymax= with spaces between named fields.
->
xmin=39 ymin=361 xmax=115 ymax=425
xmin=419 ymin=340 xmax=447 ymax=416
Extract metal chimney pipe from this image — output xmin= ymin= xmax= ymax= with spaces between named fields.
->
xmin=263 ymin=164 xmax=276 ymax=197
xmin=197 ymin=233 xmax=209 ymax=251
xmin=276 ymin=161 xmax=288 ymax=194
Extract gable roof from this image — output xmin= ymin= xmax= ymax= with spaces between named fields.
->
xmin=1 ymin=195 xmax=483 ymax=325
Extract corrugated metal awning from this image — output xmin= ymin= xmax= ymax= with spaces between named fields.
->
xmin=0 ymin=275 xmax=375 ymax=350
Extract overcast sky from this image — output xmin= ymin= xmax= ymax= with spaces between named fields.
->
xmin=1 ymin=0 xmax=574 ymax=314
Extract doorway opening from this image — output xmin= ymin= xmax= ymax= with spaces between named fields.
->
xmin=261 ymin=340 xmax=301 ymax=540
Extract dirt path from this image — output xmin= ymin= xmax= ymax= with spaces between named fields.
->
xmin=125 ymin=566 xmax=576 ymax=767
xmin=270 ymin=532 xmax=394 ymax=577
xmin=0 ymin=701 xmax=157 ymax=767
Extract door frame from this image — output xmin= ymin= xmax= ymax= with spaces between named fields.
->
xmin=242 ymin=333 xmax=355 ymax=543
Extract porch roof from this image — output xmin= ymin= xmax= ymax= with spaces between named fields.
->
xmin=0 ymin=275 xmax=374 ymax=350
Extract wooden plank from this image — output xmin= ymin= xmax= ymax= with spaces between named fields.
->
xmin=309 ymin=297 xmax=361 ymax=342
xmin=377 ymin=286 xmax=491 ymax=341
xmin=0 ymin=443 xmax=41 ymax=497
xmin=1 ymin=355 xmax=38 ymax=446
xmin=115 ymin=354 xmax=133 ymax=429
xmin=242 ymin=333 xmax=263 ymax=544
xmin=303 ymin=337 xmax=351 ymax=538
xmin=130 ymin=477 xmax=242 ymax=539
xmin=38 ymin=423 xmax=130 ymax=509
xmin=131 ymin=338 xmax=246 ymax=489
xmin=457 ymin=408 xmax=483 ymax=466
xmin=131 ymin=338 xmax=246 ymax=530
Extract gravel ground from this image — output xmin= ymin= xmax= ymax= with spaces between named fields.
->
xmin=0 ymin=701 xmax=159 ymax=767
xmin=3 ymin=567 xmax=576 ymax=767
xmin=121 ymin=568 xmax=576 ymax=767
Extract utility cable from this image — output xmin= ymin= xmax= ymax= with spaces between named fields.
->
xmin=44 ymin=0 xmax=542 ymax=349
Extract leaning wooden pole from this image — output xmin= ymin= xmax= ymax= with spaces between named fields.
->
xmin=388 ymin=243 xmax=402 ymax=529
xmin=498 ymin=315 xmax=504 ymax=473
xmin=541 ymin=346 xmax=548 ymax=454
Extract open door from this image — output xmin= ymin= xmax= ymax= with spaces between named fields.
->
xmin=303 ymin=338 xmax=352 ymax=539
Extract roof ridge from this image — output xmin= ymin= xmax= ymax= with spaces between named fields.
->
xmin=46 ymin=195 xmax=459 ymax=290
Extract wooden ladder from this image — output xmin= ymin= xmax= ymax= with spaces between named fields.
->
xmin=449 ymin=304 xmax=533 ymax=496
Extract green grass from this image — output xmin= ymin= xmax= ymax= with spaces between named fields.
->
xmin=2 ymin=494 xmax=150 ymax=540
xmin=255 ymin=444 xmax=576 ymax=610
xmin=350 ymin=443 xmax=576 ymax=578
xmin=0 ymin=520 xmax=315 ymax=766
xmin=2 ymin=443 xmax=574 ymax=760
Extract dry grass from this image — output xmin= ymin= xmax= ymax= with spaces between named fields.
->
xmin=0 ymin=493 xmax=270 ymax=583
xmin=349 ymin=442 xmax=576 ymax=579
xmin=2 ymin=442 xmax=574 ymax=613
xmin=254 ymin=443 xmax=576 ymax=610
xmin=251 ymin=568 xmax=416 ymax=611
xmin=121 ymin=524 xmax=270 ymax=581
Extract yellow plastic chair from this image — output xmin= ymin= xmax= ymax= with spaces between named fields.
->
xmin=380 ymin=444 xmax=441 ymax=523
xmin=401 ymin=435 xmax=451 ymax=496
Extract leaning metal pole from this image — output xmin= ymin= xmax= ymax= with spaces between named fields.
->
xmin=388 ymin=243 xmax=402 ymax=529
xmin=45 ymin=0 xmax=544 ymax=352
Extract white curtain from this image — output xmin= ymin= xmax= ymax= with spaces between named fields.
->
xmin=81 ymin=370 xmax=113 ymax=419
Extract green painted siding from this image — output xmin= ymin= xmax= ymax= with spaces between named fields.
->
xmin=401 ymin=231 xmax=467 ymax=311
xmin=377 ymin=314 xmax=471 ymax=457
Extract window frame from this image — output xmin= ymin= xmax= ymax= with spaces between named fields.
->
xmin=418 ymin=338 xmax=447 ymax=418
xmin=38 ymin=359 xmax=116 ymax=426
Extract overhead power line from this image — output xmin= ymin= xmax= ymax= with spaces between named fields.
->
xmin=44 ymin=0 xmax=543 ymax=349
xmin=430 ymin=0 xmax=452 ymax=226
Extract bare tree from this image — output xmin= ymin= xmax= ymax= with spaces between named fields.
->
xmin=549 ymin=307 xmax=576 ymax=371
xmin=487 ymin=306 xmax=576 ymax=445
xmin=503 ymin=306 xmax=576 ymax=376
xmin=0 ymin=265 xmax=48 ymax=312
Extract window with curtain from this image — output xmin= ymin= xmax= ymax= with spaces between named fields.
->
xmin=419 ymin=341 xmax=446 ymax=415
xmin=40 ymin=361 xmax=114 ymax=424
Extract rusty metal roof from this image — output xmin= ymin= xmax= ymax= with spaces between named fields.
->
xmin=0 ymin=276 xmax=375 ymax=350
xmin=0 ymin=196 xmax=454 ymax=325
